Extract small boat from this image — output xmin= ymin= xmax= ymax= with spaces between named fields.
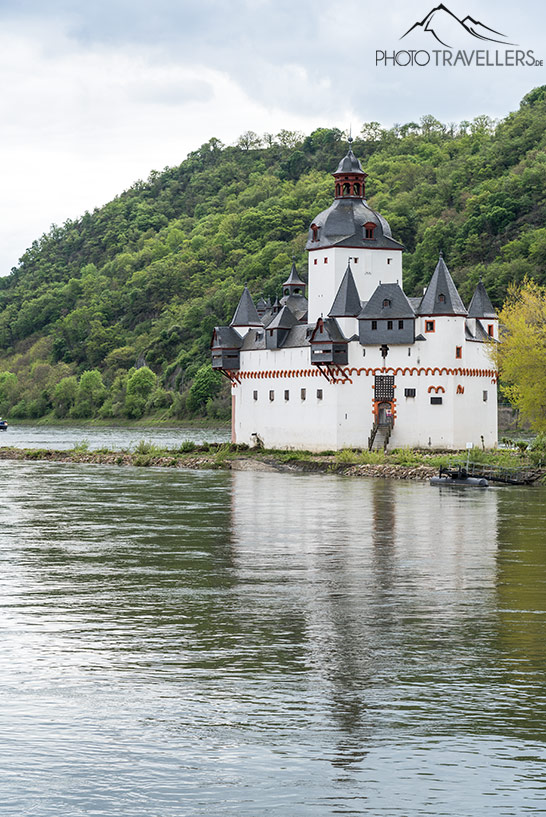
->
xmin=430 ymin=466 xmax=488 ymax=488
xmin=0 ymin=418 xmax=8 ymax=431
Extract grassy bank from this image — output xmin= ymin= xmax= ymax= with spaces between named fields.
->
xmin=0 ymin=442 xmax=544 ymax=482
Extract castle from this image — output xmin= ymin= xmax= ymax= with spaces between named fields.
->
xmin=212 ymin=142 xmax=498 ymax=451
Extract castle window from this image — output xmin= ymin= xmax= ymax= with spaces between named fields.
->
xmin=438 ymin=293 xmax=446 ymax=303
xmin=364 ymin=222 xmax=376 ymax=239
xmin=398 ymin=320 xmax=404 ymax=329
xmin=284 ymin=288 xmax=290 ymax=296
xmin=301 ymin=388 xmax=306 ymax=401
xmin=430 ymin=396 xmax=443 ymax=405
xmin=483 ymin=390 xmax=488 ymax=402
xmin=387 ymin=320 xmax=393 ymax=330
xmin=455 ymin=346 xmax=462 ymax=359
xmin=405 ymin=388 xmax=416 ymax=398
xmin=284 ymin=390 xmax=289 ymax=401
xmin=383 ymin=298 xmax=391 ymax=308
xmin=269 ymin=390 xmax=275 ymax=401
xmin=425 ymin=320 xmax=435 ymax=333
xmin=343 ymin=182 xmax=351 ymax=195
xmin=324 ymin=257 xmax=328 ymax=264
xmin=488 ymin=324 xmax=494 ymax=336
xmin=353 ymin=182 xmax=361 ymax=196
xmin=311 ymin=223 xmax=319 ymax=241
xmin=317 ymin=389 xmax=323 ymax=400
xmin=371 ymin=320 xmax=377 ymax=330
xmin=314 ymin=258 xmax=317 ymax=265
xmin=387 ymin=258 xmax=392 ymax=265
xmin=353 ymin=257 xmax=359 ymax=263
xmin=253 ymin=390 xmax=258 ymax=401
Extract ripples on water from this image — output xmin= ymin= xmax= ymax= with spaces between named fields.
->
xmin=1 ymin=461 xmax=546 ymax=816
xmin=0 ymin=423 xmax=230 ymax=450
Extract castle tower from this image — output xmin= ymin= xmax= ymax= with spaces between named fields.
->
xmin=306 ymin=139 xmax=403 ymax=322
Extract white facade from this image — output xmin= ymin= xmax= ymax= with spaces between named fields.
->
xmin=214 ymin=147 xmax=498 ymax=452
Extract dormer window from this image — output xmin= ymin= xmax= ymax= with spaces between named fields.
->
xmin=364 ymin=222 xmax=376 ymax=240
xmin=383 ymin=298 xmax=391 ymax=308
xmin=311 ymin=223 xmax=320 ymax=242
xmin=438 ymin=293 xmax=446 ymax=303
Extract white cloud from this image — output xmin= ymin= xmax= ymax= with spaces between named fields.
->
xmin=0 ymin=0 xmax=544 ymax=273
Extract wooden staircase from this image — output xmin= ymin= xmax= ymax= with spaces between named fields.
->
xmin=368 ymin=421 xmax=393 ymax=452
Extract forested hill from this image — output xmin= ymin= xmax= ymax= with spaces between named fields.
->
xmin=1 ymin=86 xmax=546 ymax=422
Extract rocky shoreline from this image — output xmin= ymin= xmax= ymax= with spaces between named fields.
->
xmin=0 ymin=446 xmax=453 ymax=481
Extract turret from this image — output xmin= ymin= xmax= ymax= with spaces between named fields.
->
xmin=230 ymin=286 xmax=263 ymax=335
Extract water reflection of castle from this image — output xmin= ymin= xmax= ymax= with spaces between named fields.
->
xmin=229 ymin=470 xmax=500 ymax=764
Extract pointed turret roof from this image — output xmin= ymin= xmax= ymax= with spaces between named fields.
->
xmin=417 ymin=254 xmax=467 ymax=316
xmin=468 ymin=280 xmax=497 ymax=319
xmin=267 ymin=305 xmax=298 ymax=331
xmin=334 ymin=139 xmax=366 ymax=176
xmin=329 ymin=263 xmax=361 ymax=317
xmin=282 ymin=260 xmax=306 ymax=289
xmin=230 ymin=286 xmax=262 ymax=327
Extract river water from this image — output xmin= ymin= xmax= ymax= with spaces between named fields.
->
xmin=1 ymin=461 xmax=546 ymax=816
xmin=0 ymin=423 xmax=230 ymax=450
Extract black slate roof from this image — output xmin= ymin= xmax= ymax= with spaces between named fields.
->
xmin=334 ymin=148 xmax=366 ymax=175
xmin=329 ymin=263 xmax=362 ymax=317
xmin=467 ymin=281 xmax=497 ymax=318
xmin=358 ymin=283 xmax=415 ymax=320
xmin=306 ymin=198 xmax=403 ymax=251
xmin=267 ymin=305 xmax=299 ymax=331
xmin=282 ymin=260 xmax=306 ymax=289
xmin=310 ymin=317 xmax=346 ymax=343
xmin=211 ymin=326 xmax=243 ymax=349
xmin=230 ymin=286 xmax=262 ymax=327
xmin=417 ymin=255 xmax=467 ymax=316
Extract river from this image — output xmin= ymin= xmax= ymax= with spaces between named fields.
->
xmin=0 ymin=423 xmax=230 ymax=450
xmin=1 ymin=460 xmax=545 ymax=816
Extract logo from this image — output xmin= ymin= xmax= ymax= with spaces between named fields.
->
xmin=401 ymin=4 xmax=517 ymax=48
xmin=376 ymin=4 xmax=542 ymax=68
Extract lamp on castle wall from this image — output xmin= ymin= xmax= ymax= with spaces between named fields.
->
xmin=380 ymin=344 xmax=389 ymax=361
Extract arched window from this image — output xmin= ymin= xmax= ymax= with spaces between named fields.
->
xmin=335 ymin=184 xmax=341 ymax=197
xmin=353 ymin=182 xmax=361 ymax=196
xmin=383 ymin=298 xmax=391 ymax=308
xmin=438 ymin=293 xmax=446 ymax=303
xmin=343 ymin=182 xmax=351 ymax=196
xmin=364 ymin=222 xmax=376 ymax=240
xmin=311 ymin=223 xmax=319 ymax=241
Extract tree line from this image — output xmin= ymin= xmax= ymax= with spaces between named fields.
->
xmin=1 ymin=86 xmax=546 ymax=422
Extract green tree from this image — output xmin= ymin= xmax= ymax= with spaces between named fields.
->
xmin=124 ymin=366 xmax=156 ymax=418
xmin=495 ymin=280 xmax=546 ymax=431
xmin=186 ymin=364 xmax=222 ymax=414
xmin=72 ymin=370 xmax=106 ymax=418
xmin=53 ymin=375 xmax=78 ymax=418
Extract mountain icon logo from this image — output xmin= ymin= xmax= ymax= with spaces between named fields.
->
xmin=401 ymin=4 xmax=518 ymax=47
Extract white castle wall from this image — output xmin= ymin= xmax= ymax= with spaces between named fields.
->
xmin=231 ymin=325 xmax=497 ymax=451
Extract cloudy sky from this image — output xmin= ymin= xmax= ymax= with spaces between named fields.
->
xmin=0 ymin=0 xmax=543 ymax=274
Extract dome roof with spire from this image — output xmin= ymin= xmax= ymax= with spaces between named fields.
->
xmin=334 ymin=146 xmax=366 ymax=176
xmin=307 ymin=144 xmax=403 ymax=251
